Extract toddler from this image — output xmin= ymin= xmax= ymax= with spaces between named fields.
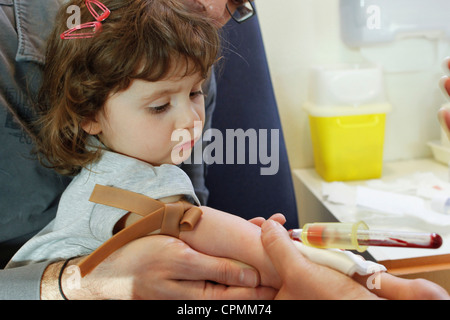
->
xmin=7 ymin=0 xmax=280 ymax=289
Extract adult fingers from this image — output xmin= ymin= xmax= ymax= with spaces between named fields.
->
xmin=438 ymin=107 xmax=450 ymax=140
xmin=248 ymin=213 xmax=286 ymax=227
xmin=268 ymin=213 xmax=286 ymax=225
xmin=248 ymin=217 xmax=266 ymax=227
xmin=260 ymin=220 xmax=307 ymax=278
xmin=260 ymin=220 xmax=379 ymax=300
xmin=174 ymin=245 xmax=262 ymax=288
xmin=439 ymin=75 xmax=450 ymax=99
xmin=353 ymin=272 xmax=450 ymax=300
xmin=439 ymin=57 xmax=450 ymax=99
xmin=162 ymin=280 xmax=277 ymax=300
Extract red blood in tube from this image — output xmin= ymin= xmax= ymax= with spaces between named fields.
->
xmin=361 ymin=233 xmax=443 ymax=249
xmin=430 ymin=233 xmax=443 ymax=249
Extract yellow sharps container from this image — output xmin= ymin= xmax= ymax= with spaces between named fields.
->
xmin=305 ymin=64 xmax=391 ymax=182
xmin=305 ymin=103 xmax=391 ymax=182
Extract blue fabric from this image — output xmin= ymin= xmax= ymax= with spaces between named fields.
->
xmin=206 ymin=16 xmax=299 ymax=229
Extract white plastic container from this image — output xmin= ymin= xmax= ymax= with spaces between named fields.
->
xmin=308 ymin=64 xmax=387 ymax=109
xmin=304 ymin=64 xmax=391 ymax=181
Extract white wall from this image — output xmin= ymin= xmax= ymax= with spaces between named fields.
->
xmin=256 ymin=0 xmax=449 ymax=170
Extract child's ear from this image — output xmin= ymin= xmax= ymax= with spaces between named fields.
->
xmin=81 ymin=118 xmax=102 ymax=135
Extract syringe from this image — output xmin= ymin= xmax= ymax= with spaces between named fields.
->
xmin=288 ymin=221 xmax=443 ymax=252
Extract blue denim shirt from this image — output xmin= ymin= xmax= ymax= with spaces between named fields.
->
xmin=0 ymin=0 xmax=69 ymax=300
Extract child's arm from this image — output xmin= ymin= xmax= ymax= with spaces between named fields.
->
xmin=117 ymin=199 xmax=281 ymax=289
xmin=179 ymin=206 xmax=281 ymax=289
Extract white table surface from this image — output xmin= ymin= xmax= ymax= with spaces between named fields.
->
xmin=293 ymin=158 xmax=450 ymax=262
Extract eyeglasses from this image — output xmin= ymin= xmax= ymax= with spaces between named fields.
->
xmin=226 ymin=1 xmax=256 ymax=24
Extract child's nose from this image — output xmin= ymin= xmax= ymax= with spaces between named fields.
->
xmin=176 ymin=103 xmax=200 ymax=130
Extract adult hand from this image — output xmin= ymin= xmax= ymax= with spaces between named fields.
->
xmin=439 ymin=57 xmax=450 ymax=140
xmin=248 ymin=213 xmax=286 ymax=227
xmin=352 ymin=272 xmax=450 ymax=300
xmin=58 ymin=235 xmax=276 ymax=300
xmin=260 ymin=219 xmax=379 ymax=300
xmin=439 ymin=57 xmax=450 ymax=99
xmin=260 ymin=220 xmax=450 ymax=300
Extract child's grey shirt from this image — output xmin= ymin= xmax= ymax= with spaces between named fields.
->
xmin=6 ymin=149 xmax=200 ymax=268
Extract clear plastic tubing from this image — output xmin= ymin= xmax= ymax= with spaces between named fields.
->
xmin=289 ymin=221 xmax=443 ymax=252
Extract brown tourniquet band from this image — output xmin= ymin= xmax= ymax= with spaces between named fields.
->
xmin=77 ymin=184 xmax=203 ymax=277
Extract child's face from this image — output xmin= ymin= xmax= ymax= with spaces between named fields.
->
xmin=84 ymin=72 xmax=206 ymax=166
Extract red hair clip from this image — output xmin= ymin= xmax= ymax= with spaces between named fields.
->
xmin=60 ymin=21 xmax=103 ymax=40
xmin=86 ymin=0 xmax=111 ymax=22
xmin=60 ymin=0 xmax=110 ymax=40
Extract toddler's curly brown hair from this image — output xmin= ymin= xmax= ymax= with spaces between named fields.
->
xmin=34 ymin=0 xmax=220 ymax=176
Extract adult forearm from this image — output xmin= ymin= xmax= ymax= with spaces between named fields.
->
xmin=40 ymin=260 xmax=65 ymax=300
xmin=42 ymin=256 xmax=106 ymax=300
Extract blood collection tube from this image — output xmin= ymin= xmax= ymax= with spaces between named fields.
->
xmin=299 ymin=221 xmax=369 ymax=252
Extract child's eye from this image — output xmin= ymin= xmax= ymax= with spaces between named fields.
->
xmin=148 ymin=103 xmax=170 ymax=114
xmin=190 ymin=90 xmax=205 ymax=99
